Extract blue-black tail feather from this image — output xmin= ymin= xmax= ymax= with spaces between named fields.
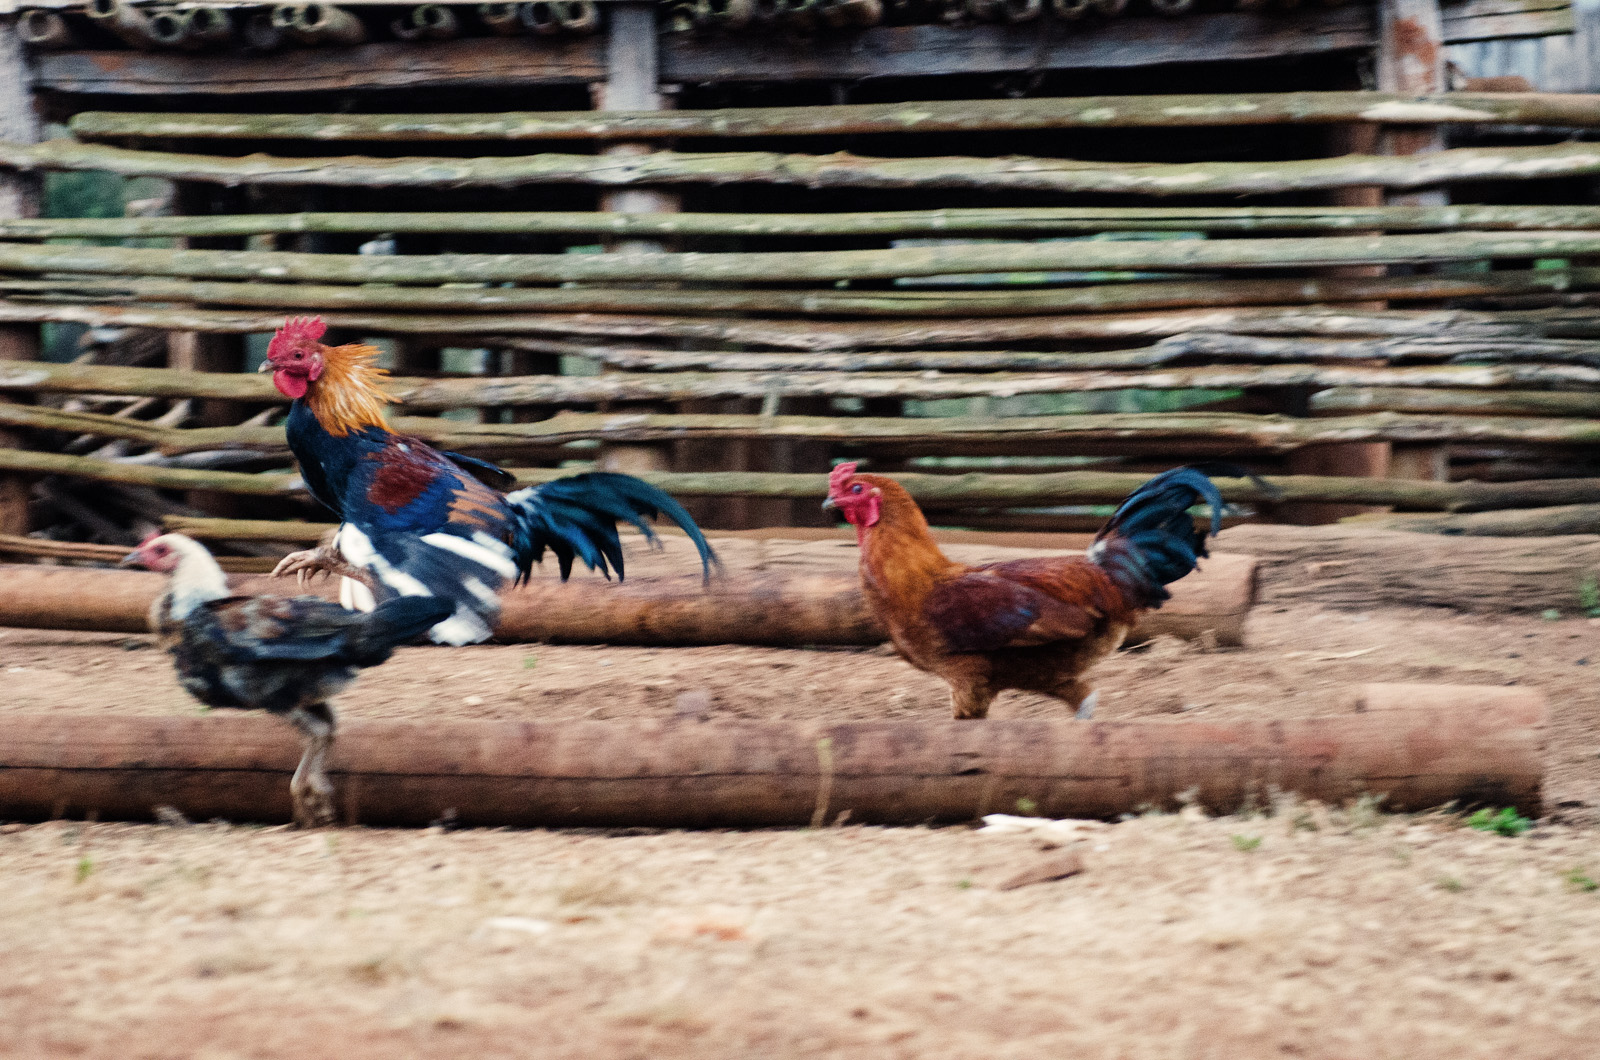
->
xmin=360 ymin=595 xmax=457 ymax=652
xmin=1089 ymin=465 xmax=1232 ymax=609
xmin=504 ymin=472 xmax=717 ymax=584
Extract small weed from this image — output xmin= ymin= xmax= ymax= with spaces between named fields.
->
xmin=1562 ymin=867 xmax=1598 ymax=893
xmin=1014 ymin=797 xmax=1038 ymax=816
xmin=1466 ymin=807 xmax=1532 ymax=837
xmin=1541 ymin=608 xmax=1563 ymax=622
xmin=522 ymin=655 xmax=538 ymax=670
xmin=1437 ymin=875 xmax=1465 ymax=893
xmin=955 ymin=878 xmax=973 ymax=890
xmin=1579 ymin=575 xmax=1600 ymax=617
xmin=73 ymin=856 xmax=94 ymax=884
xmin=1231 ymin=835 xmax=1262 ymax=852
xmin=1344 ymin=792 xmax=1388 ymax=832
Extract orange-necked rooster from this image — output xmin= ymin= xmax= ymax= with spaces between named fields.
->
xmin=824 ymin=463 xmax=1233 ymax=720
xmin=262 ymin=316 xmax=715 ymax=644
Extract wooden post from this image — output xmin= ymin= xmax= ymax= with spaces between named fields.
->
xmin=594 ymin=1 xmax=677 ymax=479
xmin=1377 ymin=0 xmax=1451 ymax=485
xmin=0 ymin=24 xmax=40 ymax=535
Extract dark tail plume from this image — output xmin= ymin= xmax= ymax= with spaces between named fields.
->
xmin=1088 ymin=465 xmax=1231 ymax=609
xmin=353 ymin=595 xmax=455 ymax=660
xmin=504 ymin=472 xmax=718 ymax=583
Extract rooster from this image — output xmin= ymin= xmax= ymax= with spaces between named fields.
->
xmin=260 ymin=316 xmax=715 ymax=645
xmin=823 ymin=463 xmax=1233 ymax=719
xmin=123 ymin=533 xmax=452 ymax=826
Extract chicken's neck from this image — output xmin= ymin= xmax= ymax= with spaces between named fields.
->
xmin=304 ymin=343 xmax=396 ymax=438
xmin=164 ymin=551 xmax=230 ymax=621
xmin=856 ymin=507 xmax=955 ymax=604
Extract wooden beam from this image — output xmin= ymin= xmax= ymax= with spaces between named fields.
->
xmin=6 ymin=359 xmax=1600 ymax=407
xmin=5 ymin=230 xmax=1600 ymax=284
xmin=0 ymin=22 xmax=38 ymax=537
xmin=65 ymin=92 xmax=1600 ymax=144
xmin=15 ymin=204 xmax=1600 ymax=241
xmin=6 ymin=266 xmax=1600 ymax=320
xmin=6 ymin=138 xmax=1600 ymax=195
xmin=30 ymin=11 xmax=1372 ymax=96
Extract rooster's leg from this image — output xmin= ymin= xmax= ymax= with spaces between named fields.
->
xmin=1046 ymin=678 xmax=1096 ymax=720
xmin=950 ymin=682 xmax=996 ymax=720
xmin=286 ymin=703 xmax=337 ymax=828
xmin=271 ymin=543 xmax=378 ymax=593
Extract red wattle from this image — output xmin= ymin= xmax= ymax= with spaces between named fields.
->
xmin=274 ymin=370 xmax=309 ymax=400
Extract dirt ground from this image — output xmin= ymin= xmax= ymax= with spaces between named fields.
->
xmin=3 ymin=601 xmax=1600 ymax=1058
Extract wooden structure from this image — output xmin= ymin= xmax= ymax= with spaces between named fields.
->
xmin=0 ymin=685 xmax=1547 ymax=826
xmin=0 ymin=0 xmax=1596 ymax=555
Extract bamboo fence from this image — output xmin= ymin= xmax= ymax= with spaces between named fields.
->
xmin=4 ymin=88 xmax=1600 ymax=552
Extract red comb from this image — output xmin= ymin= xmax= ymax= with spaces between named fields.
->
xmin=829 ymin=462 xmax=858 ymax=490
xmin=268 ymin=315 xmax=326 ymax=354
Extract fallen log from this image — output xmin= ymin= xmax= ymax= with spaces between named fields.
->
xmin=0 ymin=553 xmax=1257 ymax=646
xmin=0 ymin=685 xmax=1544 ymax=826
xmin=1222 ymin=523 xmax=1600 ymax=613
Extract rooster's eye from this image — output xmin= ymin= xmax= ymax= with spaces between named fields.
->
xmin=851 ymin=484 xmax=863 ymax=494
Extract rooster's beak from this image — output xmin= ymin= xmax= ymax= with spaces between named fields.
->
xmin=820 ymin=496 xmax=838 ymax=513
xmin=256 ymin=360 xmax=273 ymax=373
xmin=118 ymin=550 xmax=143 ymax=568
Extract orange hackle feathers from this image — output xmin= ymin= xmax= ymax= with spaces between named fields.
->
xmin=306 ymin=341 xmax=397 ymax=437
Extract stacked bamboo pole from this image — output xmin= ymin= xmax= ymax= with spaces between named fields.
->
xmin=61 ymin=93 xmax=1600 ymax=143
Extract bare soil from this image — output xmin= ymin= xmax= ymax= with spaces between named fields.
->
xmin=3 ymin=601 xmax=1599 ymax=1058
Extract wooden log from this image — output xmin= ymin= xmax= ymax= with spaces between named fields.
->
xmin=0 ymin=21 xmax=40 ymax=537
xmin=154 ymin=464 xmax=1600 ymax=518
xmin=0 ymin=532 xmax=275 ymax=572
xmin=63 ymin=93 xmax=1600 ymax=144
xmin=9 ymin=401 xmax=1600 ymax=457
xmin=1343 ymin=502 xmax=1600 ymax=535
xmin=9 ymin=230 xmax=1600 ymax=285
xmin=0 ymin=447 xmax=298 ymax=495
xmin=1310 ymin=386 xmax=1600 ymax=416
xmin=0 ymin=556 xmax=1256 ymax=647
xmin=0 ymin=687 xmax=1544 ymax=826
xmin=5 ymin=138 xmax=1600 ymax=196
xmin=11 ymin=358 xmax=1600 ymax=408
xmin=0 ymin=297 xmax=1595 ymax=350
xmin=1222 ymin=522 xmax=1600 ymax=614
xmin=17 ymin=205 xmax=1600 ymax=242
xmin=534 ymin=343 xmax=1600 ymax=375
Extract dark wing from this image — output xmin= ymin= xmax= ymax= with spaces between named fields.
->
xmin=189 ymin=595 xmax=383 ymax=663
xmin=922 ymin=562 xmax=1111 ymax=653
xmin=189 ymin=594 xmax=452 ymax=666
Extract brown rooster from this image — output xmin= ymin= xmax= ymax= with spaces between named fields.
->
xmin=823 ymin=463 xmax=1231 ymax=720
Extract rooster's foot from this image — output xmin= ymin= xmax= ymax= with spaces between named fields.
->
xmin=271 ymin=544 xmax=377 ymax=592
